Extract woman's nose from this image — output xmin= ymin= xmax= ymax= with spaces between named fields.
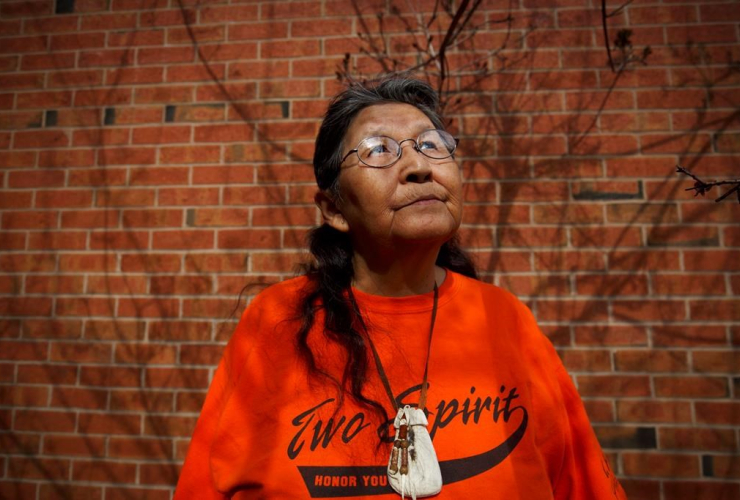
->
xmin=398 ymin=141 xmax=433 ymax=183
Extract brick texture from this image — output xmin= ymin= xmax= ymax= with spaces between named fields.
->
xmin=1 ymin=0 xmax=739 ymax=498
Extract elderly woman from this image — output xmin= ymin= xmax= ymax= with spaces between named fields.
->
xmin=174 ymin=78 xmax=627 ymax=499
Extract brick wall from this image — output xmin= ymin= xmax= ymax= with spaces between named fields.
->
xmin=1 ymin=0 xmax=739 ymax=498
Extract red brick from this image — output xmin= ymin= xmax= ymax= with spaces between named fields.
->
xmin=534 ymin=250 xmax=605 ymax=272
xmin=197 ymin=42 xmax=258 ymax=62
xmin=498 ymin=227 xmax=566 ymax=247
xmin=571 ymin=227 xmax=642 ymax=247
xmin=557 ymin=349 xmax=611 ymax=372
xmin=695 ymin=402 xmax=740 ymax=425
xmin=608 ymin=250 xmax=681 ymax=271
xmin=110 ymin=389 xmax=173 ymax=412
xmin=114 ymin=343 xmax=177 ymax=364
xmin=577 ymin=375 xmax=651 ymax=397
xmin=85 ymin=320 xmax=145 ymax=341
xmin=152 ymin=230 xmax=214 ymax=249
xmin=659 ymin=427 xmax=737 ymax=451
xmin=108 ymin=28 xmax=165 ymax=47
xmin=606 ymin=203 xmax=679 ymax=224
xmin=0 ymin=253 xmax=56 ymax=271
xmin=109 ymin=437 xmax=173 ymax=459
xmin=138 ymin=46 xmax=194 ymax=65
xmin=0 ymin=72 xmax=44 ymax=90
xmin=623 ymin=452 xmax=700 ymax=478
xmin=78 ymin=412 xmax=142 ymax=435
xmin=563 ymin=88 xmax=635 ymax=111
xmin=106 ymin=66 xmax=164 ymax=84
xmin=693 ymin=351 xmax=740 ymax=373
xmin=79 ymin=48 xmax=135 ymax=67
xmin=612 ymin=300 xmax=686 ymax=322
xmin=199 ymin=4 xmax=257 ymax=23
xmin=140 ymin=8 xmax=195 ymax=27
xmin=68 ymin=167 xmax=127 ymax=186
xmin=140 ymin=462 xmax=180 ymax=486
xmin=165 ymin=63 xmax=225 ymax=82
xmin=534 ymin=300 xmax=610 ymax=322
xmin=149 ymin=320 xmax=212 ymax=342
xmin=13 ymin=130 xmax=68 ymax=149
xmin=0 ymin=36 xmax=47 ymax=54
xmin=74 ymin=88 xmax=132 ymax=106
xmin=260 ymin=79 xmax=321 ymax=98
xmin=250 ymin=251 xmax=307 ymax=273
xmin=576 ymin=274 xmax=649 ymax=296
xmin=228 ymin=21 xmax=287 ymax=41
xmin=0 ymin=297 xmax=52 ymax=317
xmin=14 ymin=410 xmax=76 ymax=433
xmin=655 ymin=376 xmax=728 ymax=397
xmin=663 ymin=481 xmax=740 ymax=500
xmin=196 ymin=82 xmax=256 ymax=102
xmin=180 ymin=344 xmax=224 ymax=365
xmin=0 ymin=139 xmax=34 ymax=160
xmin=117 ymin=297 xmax=179 ymax=317
xmin=2 ymin=210 xmax=58 ymax=229
xmin=122 ymin=209 xmax=182 ymax=228
xmin=8 ymin=169 xmax=65 ymax=188
xmin=22 ymin=319 xmax=82 ymax=339
xmin=61 ymin=209 xmax=119 ymax=228
xmin=653 ymin=274 xmax=726 ymax=296
xmin=7 ymin=457 xmax=70 ymax=481
xmin=17 ymin=364 xmax=77 ymax=385
xmin=43 ymin=435 xmax=106 ymax=457
xmin=51 ymin=387 xmax=107 ymax=410
xmin=0 ymin=385 xmax=48 ymax=406
xmin=194 ymin=123 xmax=255 ymax=143
xmin=96 ymin=188 xmax=156 ymax=207
xmin=56 ymin=297 xmax=115 ymax=317
xmin=159 ymin=145 xmax=220 ymax=164
xmin=87 ymin=275 xmax=147 ymax=294
xmin=194 ymin=164 xmax=255 ymax=184
xmin=617 ymin=400 xmax=692 ymax=423
xmin=143 ymin=415 xmax=198 ymax=437
xmin=25 ymin=275 xmax=84 ymax=294
xmin=146 ymin=367 xmax=209 ymax=388
xmin=72 ymin=459 xmax=136 ymax=483
xmin=167 ymin=25 xmax=225 ymax=44
xmin=121 ymin=253 xmax=181 ymax=273
xmin=261 ymin=1 xmax=320 ymax=19
xmin=167 ymin=103 xmax=225 ymax=123
xmin=134 ymin=85 xmax=193 ymax=104
xmin=615 ymin=349 xmax=688 ymax=372
xmin=79 ymin=367 xmax=142 ymax=389
xmin=691 ymin=300 xmax=740 ymax=321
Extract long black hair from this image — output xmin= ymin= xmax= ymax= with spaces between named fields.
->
xmin=297 ymin=77 xmax=478 ymax=427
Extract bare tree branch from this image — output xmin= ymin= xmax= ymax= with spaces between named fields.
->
xmin=676 ymin=165 xmax=740 ymax=203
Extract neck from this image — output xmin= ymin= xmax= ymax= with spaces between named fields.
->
xmin=351 ymin=241 xmax=446 ymax=297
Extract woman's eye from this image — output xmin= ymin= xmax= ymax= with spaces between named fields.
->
xmin=366 ymin=144 xmax=391 ymax=157
xmin=419 ymin=140 xmax=441 ymax=151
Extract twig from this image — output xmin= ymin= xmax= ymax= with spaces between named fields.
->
xmin=676 ymin=165 xmax=740 ymax=203
xmin=601 ymin=0 xmax=616 ymax=72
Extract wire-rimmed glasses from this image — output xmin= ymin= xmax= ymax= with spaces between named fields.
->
xmin=341 ymin=129 xmax=459 ymax=169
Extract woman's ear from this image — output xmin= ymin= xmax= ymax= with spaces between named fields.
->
xmin=315 ymin=190 xmax=350 ymax=233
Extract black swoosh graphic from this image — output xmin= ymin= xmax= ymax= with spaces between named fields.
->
xmin=297 ymin=409 xmax=528 ymax=497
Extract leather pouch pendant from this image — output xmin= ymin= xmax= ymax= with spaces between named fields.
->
xmin=387 ymin=406 xmax=442 ymax=499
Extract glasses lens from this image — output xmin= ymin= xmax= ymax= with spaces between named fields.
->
xmin=357 ymin=136 xmax=400 ymax=168
xmin=417 ymin=130 xmax=457 ymax=159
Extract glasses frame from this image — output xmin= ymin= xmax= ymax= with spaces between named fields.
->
xmin=340 ymin=129 xmax=460 ymax=169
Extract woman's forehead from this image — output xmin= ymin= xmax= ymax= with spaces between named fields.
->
xmin=346 ymin=103 xmax=435 ymax=142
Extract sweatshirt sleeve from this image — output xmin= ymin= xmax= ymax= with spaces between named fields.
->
xmin=173 ymin=302 xmax=261 ymax=500
xmin=513 ymin=299 xmax=628 ymax=500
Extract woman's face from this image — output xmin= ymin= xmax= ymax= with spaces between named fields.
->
xmin=329 ymin=103 xmax=463 ymax=251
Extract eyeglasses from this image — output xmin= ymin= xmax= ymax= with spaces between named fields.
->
xmin=341 ymin=129 xmax=459 ymax=169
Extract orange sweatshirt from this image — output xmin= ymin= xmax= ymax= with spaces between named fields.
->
xmin=175 ymin=271 xmax=627 ymax=499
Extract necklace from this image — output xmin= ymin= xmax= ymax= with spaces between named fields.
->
xmin=362 ymin=282 xmax=443 ymax=499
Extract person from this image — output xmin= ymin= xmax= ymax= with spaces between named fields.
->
xmin=174 ymin=77 xmax=628 ymax=499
